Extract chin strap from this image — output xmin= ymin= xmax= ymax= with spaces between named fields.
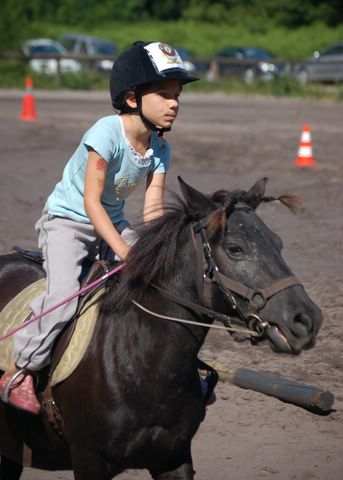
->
xmin=135 ymin=89 xmax=171 ymax=137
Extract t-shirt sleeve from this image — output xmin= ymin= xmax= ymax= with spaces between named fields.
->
xmin=150 ymin=137 xmax=170 ymax=174
xmin=83 ymin=118 xmax=118 ymax=163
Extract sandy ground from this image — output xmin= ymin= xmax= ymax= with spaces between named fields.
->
xmin=0 ymin=90 xmax=342 ymax=480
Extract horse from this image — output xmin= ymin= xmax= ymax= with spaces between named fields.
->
xmin=0 ymin=177 xmax=323 ymax=480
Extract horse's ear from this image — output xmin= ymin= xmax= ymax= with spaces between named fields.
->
xmin=247 ymin=177 xmax=268 ymax=209
xmin=177 ymin=176 xmax=213 ymax=213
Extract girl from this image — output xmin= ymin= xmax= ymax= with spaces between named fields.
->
xmin=0 ymin=41 xmax=198 ymax=414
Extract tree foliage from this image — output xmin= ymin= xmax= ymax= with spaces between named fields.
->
xmin=1 ymin=0 xmax=342 ymax=49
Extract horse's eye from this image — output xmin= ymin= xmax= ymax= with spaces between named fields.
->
xmin=226 ymin=244 xmax=243 ymax=256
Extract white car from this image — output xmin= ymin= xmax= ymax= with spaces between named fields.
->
xmin=59 ymin=33 xmax=117 ymax=72
xmin=21 ymin=38 xmax=82 ymax=74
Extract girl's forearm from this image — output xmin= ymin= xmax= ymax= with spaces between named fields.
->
xmin=85 ymin=203 xmax=130 ymax=260
xmin=144 ymin=173 xmax=165 ymax=222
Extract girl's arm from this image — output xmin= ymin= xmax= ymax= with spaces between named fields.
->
xmin=144 ymin=172 xmax=166 ymax=222
xmin=84 ymin=149 xmax=131 ymax=260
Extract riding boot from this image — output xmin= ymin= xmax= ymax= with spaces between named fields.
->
xmin=0 ymin=369 xmax=41 ymax=415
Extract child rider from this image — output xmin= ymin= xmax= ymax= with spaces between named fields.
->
xmin=0 ymin=41 xmax=198 ymax=414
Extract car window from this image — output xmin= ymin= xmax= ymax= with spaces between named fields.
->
xmin=80 ymin=41 xmax=88 ymax=55
xmin=176 ymin=48 xmax=192 ymax=60
xmin=91 ymin=40 xmax=116 ymax=55
xmin=61 ymin=39 xmax=76 ymax=52
xmin=217 ymin=47 xmax=239 ymax=57
xmin=244 ymin=48 xmax=271 ymax=59
xmin=322 ymin=45 xmax=343 ymax=56
xmin=29 ymin=45 xmax=61 ymax=55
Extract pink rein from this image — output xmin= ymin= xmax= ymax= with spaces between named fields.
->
xmin=0 ymin=262 xmax=126 ymax=342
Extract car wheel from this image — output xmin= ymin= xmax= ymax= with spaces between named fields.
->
xmin=297 ymin=69 xmax=309 ymax=86
xmin=243 ymin=68 xmax=255 ymax=85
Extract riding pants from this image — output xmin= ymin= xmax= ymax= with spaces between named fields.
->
xmin=13 ymin=211 xmax=137 ymax=371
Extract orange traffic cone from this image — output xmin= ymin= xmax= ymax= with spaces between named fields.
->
xmin=19 ymin=77 xmax=38 ymax=121
xmin=294 ymin=124 xmax=315 ymax=167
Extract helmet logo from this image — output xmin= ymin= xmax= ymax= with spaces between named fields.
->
xmin=158 ymin=43 xmax=181 ymax=64
xmin=144 ymin=42 xmax=185 ymax=74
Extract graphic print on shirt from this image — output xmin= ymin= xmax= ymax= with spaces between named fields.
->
xmin=114 ymin=176 xmax=137 ymax=199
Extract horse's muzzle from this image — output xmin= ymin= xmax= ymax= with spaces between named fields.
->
xmin=266 ymin=303 xmax=323 ymax=354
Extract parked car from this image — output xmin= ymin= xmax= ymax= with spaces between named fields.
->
xmin=212 ymin=46 xmax=285 ymax=84
xmin=174 ymin=47 xmax=197 ymax=73
xmin=21 ymin=38 xmax=82 ymax=75
xmin=293 ymin=41 xmax=343 ymax=85
xmin=59 ymin=34 xmax=117 ymax=72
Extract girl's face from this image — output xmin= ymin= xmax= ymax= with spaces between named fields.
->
xmin=140 ymin=80 xmax=182 ymax=130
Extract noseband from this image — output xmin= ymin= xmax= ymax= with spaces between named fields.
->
xmin=152 ymin=210 xmax=301 ymax=340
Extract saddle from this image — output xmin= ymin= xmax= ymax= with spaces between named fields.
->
xmin=0 ymin=248 xmax=115 ymax=435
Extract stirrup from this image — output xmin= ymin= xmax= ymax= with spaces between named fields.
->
xmin=1 ymin=368 xmax=26 ymax=403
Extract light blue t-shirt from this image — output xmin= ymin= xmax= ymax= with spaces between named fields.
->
xmin=46 ymin=115 xmax=170 ymax=226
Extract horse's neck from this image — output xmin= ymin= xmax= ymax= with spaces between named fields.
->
xmin=94 ymin=240 xmax=211 ymax=378
xmin=100 ymin=269 xmax=208 ymax=374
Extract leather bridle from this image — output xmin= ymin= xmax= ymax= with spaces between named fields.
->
xmin=150 ymin=209 xmax=302 ymax=340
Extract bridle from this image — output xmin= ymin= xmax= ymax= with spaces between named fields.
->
xmin=143 ymin=209 xmax=302 ymax=340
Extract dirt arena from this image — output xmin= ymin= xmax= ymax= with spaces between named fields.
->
xmin=0 ymin=90 xmax=342 ymax=480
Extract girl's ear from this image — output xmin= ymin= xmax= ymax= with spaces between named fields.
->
xmin=125 ymin=90 xmax=137 ymax=109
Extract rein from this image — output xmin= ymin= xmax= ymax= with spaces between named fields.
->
xmin=131 ymin=299 xmax=255 ymax=336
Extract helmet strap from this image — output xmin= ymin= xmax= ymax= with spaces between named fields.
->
xmin=134 ymin=89 xmax=171 ymax=137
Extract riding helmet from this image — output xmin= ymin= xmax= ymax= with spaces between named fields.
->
xmin=110 ymin=41 xmax=199 ymax=111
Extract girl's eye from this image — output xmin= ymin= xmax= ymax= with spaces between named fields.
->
xmin=159 ymin=92 xmax=180 ymax=100
xmin=226 ymin=244 xmax=243 ymax=256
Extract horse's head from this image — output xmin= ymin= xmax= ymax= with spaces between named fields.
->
xmin=178 ymin=176 xmax=323 ymax=354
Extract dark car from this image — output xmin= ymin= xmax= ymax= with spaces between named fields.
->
xmin=59 ymin=33 xmax=117 ymax=72
xmin=212 ymin=46 xmax=285 ymax=84
xmin=293 ymin=41 xmax=343 ymax=85
xmin=175 ymin=47 xmax=208 ymax=76
xmin=174 ymin=47 xmax=196 ymax=73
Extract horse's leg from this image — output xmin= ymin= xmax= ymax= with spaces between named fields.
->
xmin=70 ymin=450 xmax=112 ymax=480
xmin=0 ymin=454 xmax=23 ymax=480
xmin=151 ymin=463 xmax=194 ymax=480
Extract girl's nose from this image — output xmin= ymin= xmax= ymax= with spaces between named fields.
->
xmin=170 ymin=98 xmax=179 ymax=109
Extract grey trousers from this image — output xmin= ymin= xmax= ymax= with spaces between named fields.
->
xmin=13 ymin=212 xmax=137 ymax=371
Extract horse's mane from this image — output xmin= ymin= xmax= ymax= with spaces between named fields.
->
xmin=101 ymin=184 xmax=301 ymax=313
xmin=101 ymin=193 xmax=195 ymax=313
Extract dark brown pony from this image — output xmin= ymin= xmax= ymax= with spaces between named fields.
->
xmin=0 ymin=178 xmax=323 ymax=480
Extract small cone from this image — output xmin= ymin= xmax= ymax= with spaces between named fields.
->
xmin=294 ymin=124 xmax=315 ymax=167
xmin=19 ymin=77 xmax=38 ymax=121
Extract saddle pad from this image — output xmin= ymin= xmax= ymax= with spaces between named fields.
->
xmin=0 ymin=279 xmax=103 ymax=386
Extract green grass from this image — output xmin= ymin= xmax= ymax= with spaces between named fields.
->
xmin=1 ymin=20 xmax=343 ymax=100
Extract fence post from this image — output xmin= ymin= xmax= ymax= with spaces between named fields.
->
xmin=207 ymin=59 xmax=219 ymax=82
xmin=56 ymin=57 xmax=62 ymax=86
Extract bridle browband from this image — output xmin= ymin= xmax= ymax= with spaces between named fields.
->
xmin=139 ymin=208 xmax=302 ymax=339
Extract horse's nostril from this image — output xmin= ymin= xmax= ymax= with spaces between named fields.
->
xmin=292 ymin=313 xmax=312 ymax=337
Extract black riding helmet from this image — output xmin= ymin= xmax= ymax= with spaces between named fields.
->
xmin=110 ymin=41 xmax=199 ymax=134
